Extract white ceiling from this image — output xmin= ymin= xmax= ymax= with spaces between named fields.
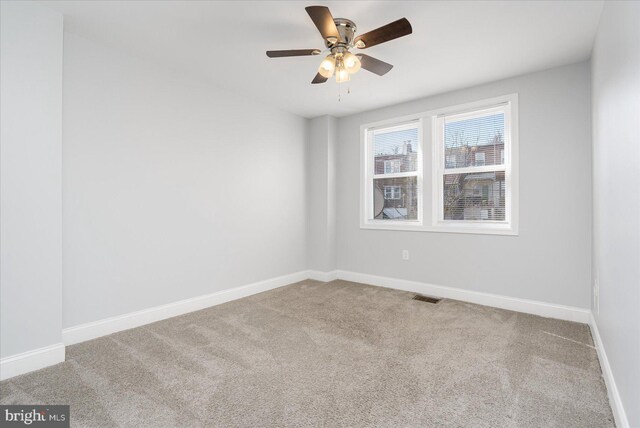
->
xmin=42 ymin=1 xmax=603 ymax=118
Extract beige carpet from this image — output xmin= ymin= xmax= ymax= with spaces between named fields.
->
xmin=0 ymin=280 xmax=614 ymax=427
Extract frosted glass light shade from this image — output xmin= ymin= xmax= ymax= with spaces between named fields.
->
xmin=318 ymin=55 xmax=336 ymax=78
xmin=343 ymin=52 xmax=361 ymax=74
xmin=335 ymin=66 xmax=350 ymax=83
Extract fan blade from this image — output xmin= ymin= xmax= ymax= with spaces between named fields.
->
xmin=311 ymin=73 xmax=328 ymax=84
xmin=358 ymin=54 xmax=394 ymax=76
xmin=266 ymin=49 xmax=321 ymax=58
xmin=354 ymin=18 xmax=412 ymax=49
xmin=305 ymin=6 xmax=341 ymax=42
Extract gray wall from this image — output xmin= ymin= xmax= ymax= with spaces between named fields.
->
xmin=335 ymin=62 xmax=592 ymax=308
xmin=307 ymin=116 xmax=337 ymax=272
xmin=591 ymin=1 xmax=640 ymax=425
xmin=62 ymin=33 xmax=308 ymax=328
xmin=1 ymin=2 xmax=64 ymax=358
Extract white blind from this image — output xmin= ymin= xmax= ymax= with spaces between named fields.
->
xmin=441 ymin=108 xmax=507 ymax=222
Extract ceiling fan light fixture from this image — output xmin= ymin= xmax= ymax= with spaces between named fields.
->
xmin=335 ymin=66 xmax=350 ymax=83
xmin=343 ymin=51 xmax=361 ymax=74
xmin=318 ymin=54 xmax=336 ymax=78
xmin=266 ymin=6 xmax=412 ymax=85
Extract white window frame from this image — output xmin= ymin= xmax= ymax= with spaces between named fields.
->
xmin=433 ymin=100 xmax=517 ymax=234
xmin=474 ymin=152 xmax=486 ymax=166
xmin=361 ymin=120 xmax=423 ymax=229
xmin=360 ymin=94 xmax=518 ymax=235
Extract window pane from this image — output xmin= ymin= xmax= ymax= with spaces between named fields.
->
xmin=444 ymin=113 xmax=504 ymax=168
xmin=373 ymin=177 xmax=418 ymax=220
xmin=374 ymin=126 xmax=418 ymax=174
xmin=443 ymin=171 xmax=505 ymax=221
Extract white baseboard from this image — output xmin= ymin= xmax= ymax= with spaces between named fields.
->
xmin=334 ymin=270 xmax=590 ymax=323
xmin=10 ymin=269 xmax=590 ymax=381
xmin=3 ymin=272 xmax=625 ymax=426
xmin=62 ymin=270 xmax=310 ymax=346
xmin=307 ymin=270 xmax=339 ymax=282
xmin=0 ymin=343 xmax=65 ymax=381
xmin=589 ymin=313 xmax=629 ymax=428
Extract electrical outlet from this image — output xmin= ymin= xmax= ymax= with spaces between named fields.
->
xmin=402 ymin=250 xmax=409 ymax=260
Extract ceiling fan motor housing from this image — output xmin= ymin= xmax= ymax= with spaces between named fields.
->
xmin=325 ymin=18 xmax=357 ymax=48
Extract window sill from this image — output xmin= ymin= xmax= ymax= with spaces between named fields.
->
xmin=360 ymin=221 xmax=518 ymax=236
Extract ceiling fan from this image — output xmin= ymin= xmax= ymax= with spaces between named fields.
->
xmin=266 ymin=6 xmax=412 ymax=84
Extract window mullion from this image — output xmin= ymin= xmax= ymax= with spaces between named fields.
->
xmin=373 ymin=171 xmax=418 ymax=179
xmin=443 ymin=165 xmax=506 ymax=175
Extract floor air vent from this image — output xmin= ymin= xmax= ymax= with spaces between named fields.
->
xmin=412 ymin=294 xmax=442 ymax=304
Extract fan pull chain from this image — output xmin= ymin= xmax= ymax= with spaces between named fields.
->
xmin=337 ymin=85 xmax=352 ymax=102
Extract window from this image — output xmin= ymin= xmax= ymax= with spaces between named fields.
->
xmin=384 ymin=186 xmax=401 ymax=200
xmin=436 ymin=104 xmax=511 ymax=225
xmin=384 ymin=160 xmax=401 ymax=174
xmin=361 ymin=94 xmax=518 ymax=235
xmin=363 ymin=121 xmax=421 ymax=223
xmin=445 ymin=155 xmax=456 ymax=168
